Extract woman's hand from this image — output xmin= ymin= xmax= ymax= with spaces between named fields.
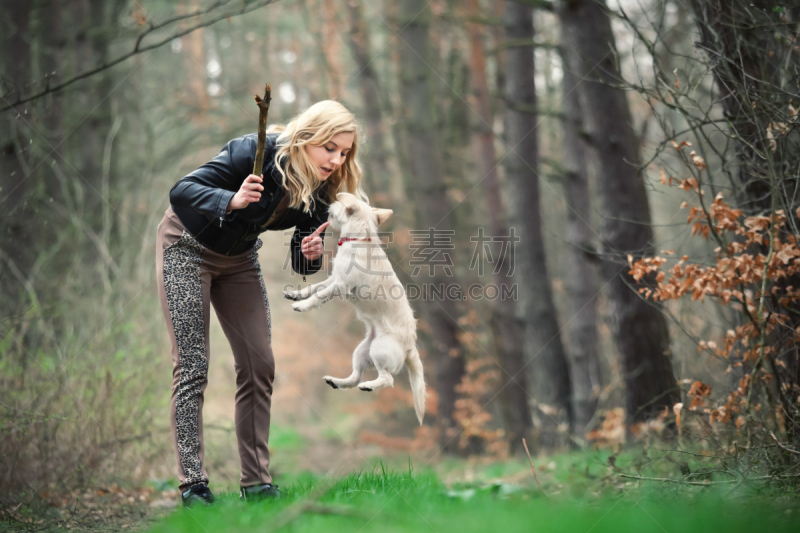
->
xmin=301 ymin=222 xmax=329 ymax=261
xmin=227 ymin=174 xmax=264 ymax=212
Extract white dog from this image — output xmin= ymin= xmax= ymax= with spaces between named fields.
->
xmin=283 ymin=193 xmax=426 ymax=424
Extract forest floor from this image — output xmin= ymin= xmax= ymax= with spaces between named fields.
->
xmin=145 ymin=470 xmax=800 ymax=533
xmin=3 ymin=448 xmax=800 ymax=532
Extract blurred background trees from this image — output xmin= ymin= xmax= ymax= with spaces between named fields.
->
xmin=2 ymin=0 xmax=800 ymax=497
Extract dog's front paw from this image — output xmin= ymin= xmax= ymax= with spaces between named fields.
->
xmin=283 ymin=290 xmax=301 ymax=301
xmin=292 ymin=300 xmax=313 ymax=312
xmin=358 ymin=385 xmax=373 ymax=392
xmin=323 ymin=376 xmax=339 ymax=389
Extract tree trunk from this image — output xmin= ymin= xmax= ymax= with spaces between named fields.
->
xmin=561 ymin=62 xmax=602 ymax=440
xmin=0 ymin=0 xmax=30 ymax=196
xmin=464 ymin=0 xmax=533 ymax=453
xmin=66 ymin=0 xmax=116 ymax=212
xmin=345 ymin=0 xmax=401 ymax=202
xmin=397 ymin=0 xmax=467 ymax=453
xmin=689 ymin=0 xmax=779 ymax=214
xmin=503 ymin=1 xmax=572 ymax=446
xmin=180 ymin=0 xmax=210 ymax=115
xmin=560 ymin=0 xmax=679 ymax=425
xmin=322 ymin=0 xmax=343 ymax=98
xmin=0 ymin=0 xmax=34 ymax=317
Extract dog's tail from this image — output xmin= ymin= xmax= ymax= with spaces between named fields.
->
xmin=405 ymin=347 xmax=426 ymax=425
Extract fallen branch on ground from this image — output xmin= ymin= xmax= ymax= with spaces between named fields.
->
xmin=521 ymin=438 xmax=546 ymax=496
xmin=619 ymin=473 xmax=800 ymax=486
xmin=270 ymin=480 xmax=362 ymax=531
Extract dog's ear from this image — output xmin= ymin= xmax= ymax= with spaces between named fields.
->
xmin=372 ymin=208 xmax=393 ymax=226
xmin=336 ymin=192 xmax=357 ymax=204
xmin=336 ymin=192 xmax=360 ymax=216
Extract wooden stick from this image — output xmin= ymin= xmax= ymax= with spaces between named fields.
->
xmin=252 ymin=83 xmax=272 ymax=177
xmin=521 ymin=438 xmax=546 ymax=495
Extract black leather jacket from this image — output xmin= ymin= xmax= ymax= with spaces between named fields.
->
xmin=169 ymin=133 xmax=328 ymax=275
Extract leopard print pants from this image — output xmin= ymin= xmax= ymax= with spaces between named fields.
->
xmin=157 ymin=208 xmax=275 ymax=490
xmin=162 ymin=231 xmax=208 ymax=488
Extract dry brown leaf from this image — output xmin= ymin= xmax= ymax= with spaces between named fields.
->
xmin=689 ymin=150 xmax=707 ymax=170
xmin=673 ymin=402 xmax=683 ymax=426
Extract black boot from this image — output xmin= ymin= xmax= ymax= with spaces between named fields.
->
xmin=181 ymin=483 xmax=215 ymax=507
xmin=239 ymin=483 xmax=281 ymax=501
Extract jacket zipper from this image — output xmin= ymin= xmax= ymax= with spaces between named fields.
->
xmin=225 ymin=188 xmax=285 ymax=255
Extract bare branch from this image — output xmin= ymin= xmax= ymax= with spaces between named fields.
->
xmin=771 ymin=432 xmax=800 ymax=456
xmin=0 ymin=0 xmax=279 ymax=113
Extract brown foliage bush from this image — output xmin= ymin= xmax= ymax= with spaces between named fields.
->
xmin=631 ymin=166 xmax=800 ymax=445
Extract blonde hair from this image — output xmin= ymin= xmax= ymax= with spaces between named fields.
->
xmin=267 ymin=100 xmax=367 ymax=213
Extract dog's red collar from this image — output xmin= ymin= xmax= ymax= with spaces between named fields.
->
xmin=338 ymin=237 xmax=373 ymax=246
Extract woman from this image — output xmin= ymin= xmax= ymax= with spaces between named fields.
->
xmin=156 ymin=100 xmax=365 ymax=506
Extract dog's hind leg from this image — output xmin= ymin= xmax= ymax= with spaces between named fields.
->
xmin=357 ymin=368 xmax=393 ymax=392
xmin=358 ymin=335 xmax=401 ymax=392
xmin=323 ymin=327 xmax=374 ymax=389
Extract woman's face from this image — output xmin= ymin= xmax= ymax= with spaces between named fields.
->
xmin=304 ymin=131 xmax=355 ymax=181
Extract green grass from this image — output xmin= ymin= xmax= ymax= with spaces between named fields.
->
xmin=147 ymin=463 xmax=800 ymax=533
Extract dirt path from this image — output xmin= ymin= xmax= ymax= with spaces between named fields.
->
xmin=1 ymin=484 xmax=179 ymax=531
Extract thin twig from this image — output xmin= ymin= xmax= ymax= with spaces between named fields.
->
xmin=0 ymin=305 xmax=34 ymax=325
xmin=521 ymin=438 xmax=546 ymax=496
xmin=619 ymin=472 xmax=800 ymax=485
xmin=770 ymin=431 xmax=800 ymax=455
